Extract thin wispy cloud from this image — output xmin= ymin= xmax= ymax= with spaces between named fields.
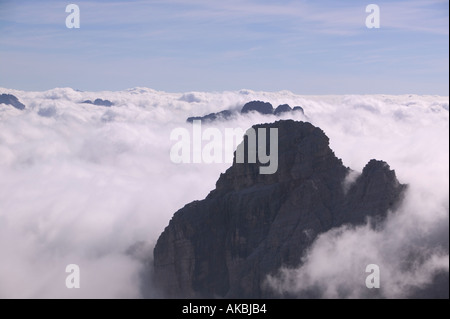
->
xmin=0 ymin=0 xmax=448 ymax=93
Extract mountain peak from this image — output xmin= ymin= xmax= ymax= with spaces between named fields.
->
xmin=0 ymin=93 xmax=26 ymax=110
xmin=153 ymin=120 xmax=405 ymax=298
xmin=213 ymin=120 xmax=342 ymax=193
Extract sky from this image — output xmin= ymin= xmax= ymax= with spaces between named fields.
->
xmin=0 ymin=0 xmax=449 ymax=94
xmin=0 ymin=88 xmax=448 ymax=298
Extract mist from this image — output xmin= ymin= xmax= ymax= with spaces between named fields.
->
xmin=0 ymin=87 xmax=448 ymax=298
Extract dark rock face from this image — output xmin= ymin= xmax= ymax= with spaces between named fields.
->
xmin=185 ymin=101 xmax=306 ymax=122
xmin=293 ymin=106 xmax=304 ymax=114
xmin=274 ymin=104 xmax=292 ymax=115
xmin=187 ymin=110 xmax=233 ymax=123
xmin=153 ymin=120 xmax=405 ymax=298
xmin=241 ymin=101 xmax=274 ymax=115
xmin=82 ymin=98 xmax=113 ymax=107
xmin=0 ymin=94 xmax=26 ymax=110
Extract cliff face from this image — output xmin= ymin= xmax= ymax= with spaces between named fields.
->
xmin=153 ymin=120 xmax=405 ymax=298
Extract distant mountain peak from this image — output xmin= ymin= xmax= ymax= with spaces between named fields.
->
xmin=0 ymin=93 xmax=26 ymax=110
xmin=186 ymin=101 xmax=305 ymax=123
xmin=82 ymin=98 xmax=114 ymax=107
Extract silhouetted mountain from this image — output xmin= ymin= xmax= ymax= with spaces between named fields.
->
xmin=241 ymin=100 xmax=274 ymax=115
xmin=274 ymin=104 xmax=292 ymax=115
xmin=0 ymin=94 xmax=25 ymax=110
xmin=153 ymin=120 xmax=406 ymax=298
xmin=187 ymin=110 xmax=233 ymax=123
xmin=293 ymin=106 xmax=304 ymax=114
xmin=82 ymin=98 xmax=114 ymax=107
xmin=185 ymin=101 xmax=306 ymax=122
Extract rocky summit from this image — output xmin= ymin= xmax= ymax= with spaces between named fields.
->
xmin=0 ymin=93 xmax=26 ymax=110
xmin=153 ymin=120 xmax=405 ymax=298
xmin=82 ymin=98 xmax=114 ymax=107
xmin=185 ymin=101 xmax=305 ymax=123
xmin=241 ymin=100 xmax=274 ymax=115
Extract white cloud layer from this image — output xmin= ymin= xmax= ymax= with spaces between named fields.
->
xmin=0 ymin=87 xmax=448 ymax=298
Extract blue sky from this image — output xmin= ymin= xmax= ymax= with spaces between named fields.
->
xmin=0 ymin=0 xmax=448 ymax=94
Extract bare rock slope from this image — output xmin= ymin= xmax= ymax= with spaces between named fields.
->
xmin=153 ymin=120 xmax=405 ymax=298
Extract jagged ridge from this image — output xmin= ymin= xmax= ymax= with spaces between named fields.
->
xmin=153 ymin=120 xmax=405 ymax=298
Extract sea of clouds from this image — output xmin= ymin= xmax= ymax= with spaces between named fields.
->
xmin=0 ymin=87 xmax=448 ymax=298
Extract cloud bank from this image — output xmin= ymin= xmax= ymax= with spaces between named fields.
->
xmin=0 ymin=87 xmax=448 ymax=298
